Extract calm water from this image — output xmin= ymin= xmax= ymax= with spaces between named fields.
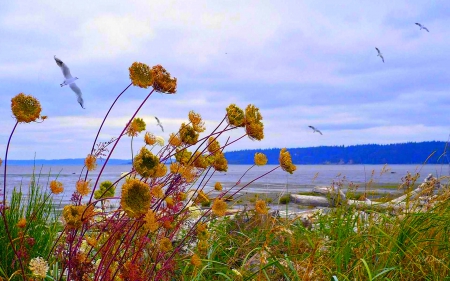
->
xmin=1 ymin=164 xmax=448 ymax=205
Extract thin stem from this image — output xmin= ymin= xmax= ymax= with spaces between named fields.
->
xmin=2 ymin=121 xmax=18 ymax=206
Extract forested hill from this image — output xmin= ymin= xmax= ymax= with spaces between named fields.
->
xmin=224 ymin=141 xmax=449 ymax=165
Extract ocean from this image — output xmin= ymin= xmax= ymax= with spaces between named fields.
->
xmin=1 ymin=164 xmax=448 ymax=206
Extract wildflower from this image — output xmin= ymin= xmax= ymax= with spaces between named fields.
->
xmin=191 ymin=254 xmax=202 ymax=267
xmin=129 ymin=62 xmax=153 ymax=88
xmin=175 ymin=149 xmax=192 ymax=165
xmin=179 ymin=123 xmax=199 ymax=145
xmin=207 ymin=137 xmax=221 ymax=155
xmin=143 ymin=210 xmax=159 ymax=232
xmin=188 ymin=206 xmax=201 ymax=219
xmin=120 ymin=178 xmax=152 ymax=218
xmin=17 ymin=218 xmax=26 ymax=228
xmin=94 ymin=180 xmax=115 ymax=200
xmin=212 ymin=152 xmax=228 ymax=172
xmin=159 ymin=237 xmax=173 ymax=252
xmin=153 ymin=163 xmax=167 ymax=178
xmin=165 ymin=196 xmax=175 ymax=208
xmin=226 ymin=104 xmax=245 ymax=127
xmin=62 ymin=205 xmax=88 ymax=229
xmin=214 ymin=182 xmax=223 ymax=191
xmin=126 ymin=117 xmax=146 ymax=137
xmin=193 ymin=152 xmax=208 ymax=169
xmin=170 ymin=162 xmax=181 ymax=174
xmin=254 ymin=153 xmax=268 ymax=166
xmin=151 ymin=64 xmax=177 ymax=94
xmin=211 ymin=198 xmax=227 ymax=216
xmin=197 ymin=223 xmax=210 ymax=240
xmin=85 ymin=154 xmax=97 ymax=171
xmin=133 ymin=147 xmax=159 ymax=178
xmin=49 ymin=180 xmax=64 ymax=194
xmin=150 ymin=184 xmax=164 ymax=198
xmin=279 ymin=148 xmax=297 ymax=174
xmin=155 ymin=136 xmax=164 ymax=146
xmin=169 ymin=133 xmax=182 ymax=147
xmin=11 ymin=93 xmax=42 ymax=123
xmin=188 ymin=110 xmax=206 ymax=132
xmin=196 ymin=190 xmax=210 ymax=204
xmin=197 ymin=240 xmax=208 ymax=252
xmin=86 ymin=236 xmax=97 ymax=247
xmin=245 ymin=104 xmax=264 ymax=141
xmin=180 ymin=165 xmax=196 ymax=183
xmin=255 ymin=200 xmax=268 ymax=215
xmin=76 ymin=180 xmax=91 ymax=196
xmin=163 ymin=220 xmax=174 ymax=229
xmin=29 ymin=257 xmax=49 ymax=278
xmin=144 ymin=132 xmax=156 ymax=145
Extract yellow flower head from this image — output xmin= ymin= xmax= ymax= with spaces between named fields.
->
xmin=29 ymin=257 xmax=49 ymax=278
xmin=211 ymin=198 xmax=227 ymax=216
xmin=175 ymin=149 xmax=192 ymax=165
xmin=197 ymin=222 xmax=210 ymax=240
xmin=86 ymin=236 xmax=98 ymax=247
xmin=133 ymin=147 xmax=159 ymax=178
xmin=195 ymin=190 xmax=210 ymax=204
xmin=188 ymin=110 xmax=206 ymax=132
xmin=279 ymin=148 xmax=297 ymax=174
xmin=17 ymin=217 xmax=26 ymax=228
xmin=193 ymin=152 xmax=209 ymax=169
xmin=170 ymin=162 xmax=181 ymax=174
xmin=212 ymin=152 xmax=228 ymax=172
xmin=179 ymin=123 xmax=199 ymax=145
xmin=129 ymin=62 xmax=153 ymax=88
xmin=144 ymin=132 xmax=156 ymax=145
xmin=11 ymin=93 xmax=42 ymax=123
xmin=126 ymin=117 xmax=146 ymax=137
xmin=191 ymin=254 xmax=202 ymax=267
xmin=49 ymin=180 xmax=64 ymax=195
xmin=180 ymin=164 xmax=196 ymax=183
xmin=62 ymin=204 xmax=91 ymax=229
xmin=197 ymin=239 xmax=208 ymax=252
xmin=150 ymin=184 xmax=164 ymax=199
xmin=143 ymin=210 xmax=159 ymax=232
xmin=151 ymin=64 xmax=177 ymax=94
xmin=214 ymin=182 xmax=223 ymax=191
xmin=245 ymin=104 xmax=264 ymax=141
xmin=159 ymin=237 xmax=173 ymax=252
xmin=154 ymin=163 xmax=168 ymax=178
xmin=254 ymin=153 xmax=268 ymax=166
xmin=76 ymin=180 xmax=91 ymax=196
xmin=85 ymin=154 xmax=97 ymax=171
xmin=155 ymin=136 xmax=165 ymax=146
xmin=207 ymin=137 xmax=221 ymax=155
xmin=120 ymin=178 xmax=152 ymax=218
xmin=226 ymin=104 xmax=245 ymax=127
xmin=169 ymin=133 xmax=182 ymax=147
xmin=255 ymin=200 xmax=268 ymax=215
xmin=94 ymin=180 xmax=115 ymax=200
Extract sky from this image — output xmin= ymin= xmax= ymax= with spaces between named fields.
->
xmin=1 ymin=1 xmax=450 ymax=160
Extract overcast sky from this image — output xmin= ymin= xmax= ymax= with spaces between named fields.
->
xmin=1 ymin=1 xmax=449 ymax=160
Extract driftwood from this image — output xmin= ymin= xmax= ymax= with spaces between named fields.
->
xmin=290 ymin=174 xmax=442 ymax=212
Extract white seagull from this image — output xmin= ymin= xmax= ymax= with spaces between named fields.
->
xmin=308 ymin=126 xmax=323 ymax=135
xmin=415 ymin=23 xmax=429 ymax=32
xmin=375 ymin=47 xmax=384 ymax=63
xmin=54 ymin=55 xmax=85 ymax=109
xmin=155 ymin=116 xmax=164 ymax=132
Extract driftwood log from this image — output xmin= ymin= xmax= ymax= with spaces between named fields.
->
xmin=290 ymin=174 xmax=442 ymax=212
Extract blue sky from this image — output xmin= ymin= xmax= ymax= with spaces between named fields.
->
xmin=1 ymin=1 xmax=449 ymax=159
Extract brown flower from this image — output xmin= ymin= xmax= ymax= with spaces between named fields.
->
xmin=211 ymin=198 xmax=227 ymax=216
xmin=212 ymin=152 xmax=228 ymax=172
xmin=11 ymin=93 xmax=42 ymax=123
xmin=151 ymin=65 xmax=177 ymax=94
xmin=126 ymin=118 xmax=146 ymax=137
xmin=255 ymin=200 xmax=268 ymax=214
xmin=76 ymin=180 xmax=91 ymax=196
xmin=191 ymin=254 xmax=202 ymax=267
xmin=85 ymin=154 xmax=97 ymax=171
xmin=169 ymin=133 xmax=182 ymax=147
xmin=120 ymin=178 xmax=152 ymax=218
xmin=17 ymin=218 xmax=26 ymax=228
xmin=207 ymin=137 xmax=221 ymax=155
xmin=133 ymin=147 xmax=159 ymax=178
xmin=279 ymin=148 xmax=296 ymax=174
xmin=49 ymin=180 xmax=64 ymax=195
xmin=129 ymin=62 xmax=153 ymax=88
xmin=188 ymin=110 xmax=206 ymax=132
xmin=226 ymin=104 xmax=245 ymax=127
xmin=214 ymin=182 xmax=222 ymax=191
xmin=179 ymin=123 xmax=199 ymax=145
xmin=254 ymin=153 xmax=268 ymax=166
xmin=244 ymin=104 xmax=264 ymax=141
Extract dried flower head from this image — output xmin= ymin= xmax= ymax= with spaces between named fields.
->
xmin=144 ymin=132 xmax=156 ymax=145
xmin=180 ymin=164 xmax=196 ymax=183
xmin=63 ymin=205 xmax=89 ymax=229
xmin=169 ymin=133 xmax=182 ymax=147
xmin=191 ymin=254 xmax=202 ymax=267
xmin=151 ymin=64 xmax=177 ymax=94
xmin=255 ymin=200 xmax=268 ymax=214
xmin=29 ymin=257 xmax=49 ymax=278
xmin=193 ymin=152 xmax=209 ymax=169
xmin=214 ymin=182 xmax=223 ymax=191
xmin=160 ymin=237 xmax=173 ymax=252
xmin=94 ymin=180 xmax=115 ymax=200
xmin=133 ymin=147 xmax=159 ymax=178
xmin=179 ymin=123 xmax=199 ymax=145
xmin=196 ymin=190 xmax=210 ymax=204
xmin=143 ymin=210 xmax=159 ymax=232
xmin=189 ymin=110 xmax=206 ymax=132
xmin=226 ymin=104 xmax=245 ymax=127
xmin=254 ymin=153 xmax=268 ymax=166
xmin=212 ymin=152 xmax=228 ymax=172
xmin=245 ymin=104 xmax=264 ymax=141
xmin=17 ymin=217 xmax=26 ymax=228
xmin=85 ymin=154 xmax=97 ymax=171
xmin=120 ymin=179 xmax=152 ymax=218
xmin=129 ymin=62 xmax=153 ymax=88
xmin=126 ymin=117 xmax=146 ymax=137
xmin=155 ymin=136 xmax=165 ymax=146
xmin=175 ymin=149 xmax=192 ymax=165
xmin=153 ymin=163 xmax=168 ymax=178
xmin=197 ymin=239 xmax=208 ymax=252
xmin=211 ymin=198 xmax=227 ymax=216
xmin=151 ymin=184 xmax=164 ymax=198
xmin=50 ymin=180 xmax=64 ymax=194
xmin=86 ymin=236 xmax=97 ymax=247
xmin=11 ymin=93 xmax=42 ymax=123
xmin=207 ymin=137 xmax=221 ymax=155
xmin=76 ymin=180 xmax=91 ymax=196
xmin=279 ymin=148 xmax=297 ymax=174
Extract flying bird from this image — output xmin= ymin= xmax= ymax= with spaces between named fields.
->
xmin=308 ymin=126 xmax=323 ymax=135
xmin=415 ymin=23 xmax=429 ymax=32
xmin=375 ymin=47 xmax=384 ymax=63
xmin=155 ymin=116 xmax=164 ymax=132
xmin=54 ymin=56 xmax=85 ymax=109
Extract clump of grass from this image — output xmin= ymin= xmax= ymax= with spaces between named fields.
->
xmin=278 ymin=194 xmax=290 ymax=204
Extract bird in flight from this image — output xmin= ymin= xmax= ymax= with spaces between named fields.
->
xmin=155 ymin=116 xmax=164 ymax=132
xmin=415 ymin=23 xmax=429 ymax=32
xmin=375 ymin=48 xmax=384 ymax=63
xmin=54 ymin=56 xmax=85 ymax=108
xmin=308 ymin=126 xmax=323 ymax=135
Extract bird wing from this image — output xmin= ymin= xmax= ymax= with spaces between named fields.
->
xmin=158 ymin=123 xmax=164 ymax=132
xmin=415 ymin=23 xmax=421 ymax=27
xmin=69 ymin=83 xmax=85 ymax=108
xmin=375 ymin=47 xmax=380 ymax=54
xmin=54 ymin=56 xmax=72 ymax=79
xmin=155 ymin=116 xmax=160 ymax=123
xmin=424 ymin=27 xmax=429 ymax=32
xmin=380 ymin=55 xmax=384 ymax=63
xmin=308 ymin=126 xmax=314 ymax=129
xmin=318 ymin=130 xmax=323 ymax=135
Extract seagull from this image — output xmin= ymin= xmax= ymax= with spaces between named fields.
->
xmin=375 ymin=48 xmax=384 ymax=63
xmin=54 ymin=55 xmax=85 ymax=109
xmin=308 ymin=126 xmax=323 ymax=135
xmin=155 ymin=116 xmax=164 ymax=132
xmin=415 ymin=23 xmax=429 ymax=32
